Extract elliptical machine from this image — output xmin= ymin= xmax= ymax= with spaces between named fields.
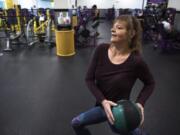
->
xmin=3 ymin=5 xmax=26 ymax=52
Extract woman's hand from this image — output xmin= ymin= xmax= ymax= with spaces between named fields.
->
xmin=136 ymin=103 xmax=144 ymax=126
xmin=101 ymin=99 xmax=117 ymax=125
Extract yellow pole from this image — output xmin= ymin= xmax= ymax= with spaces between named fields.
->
xmin=15 ymin=5 xmax=21 ymax=32
xmin=4 ymin=10 xmax=8 ymax=30
xmin=33 ymin=17 xmax=37 ymax=34
xmin=72 ymin=16 xmax=78 ymax=28
xmin=46 ymin=9 xmax=50 ymax=20
xmin=41 ymin=21 xmax=45 ymax=33
xmin=5 ymin=0 xmax=14 ymax=9
xmin=38 ymin=10 xmax=45 ymax=33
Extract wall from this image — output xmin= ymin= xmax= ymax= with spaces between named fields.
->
xmin=15 ymin=0 xmax=53 ymax=9
xmin=1 ymin=0 xmax=149 ymax=9
xmin=174 ymin=13 xmax=180 ymax=31
xmin=77 ymin=0 xmax=147 ymax=9
xmin=15 ymin=0 xmax=36 ymax=8
xmin=168 ymin=0 xmax=180 ymax=31
xmin=0 ymin=0 xmax=4 ymax=8
xmin=168 ymin=0 xmax=180 ymax=11
xmin=77 ymin=0 xmax=113 ymax=9
xmin=38 ymin=0 xmax=53 ymax=8
xmin=113 ymin=0 xmax=147 ymax=9
xmin=54 ymin=0 xmax=75 ymax=9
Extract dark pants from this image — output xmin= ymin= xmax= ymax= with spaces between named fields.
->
xmin=71 ymin=106 xmax=148 ymax=135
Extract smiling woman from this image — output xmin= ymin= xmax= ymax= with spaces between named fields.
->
xmin=110 ymin=15 xmax=142 ymax=53
xmin=71 ymin=15 xmax=155 ymax=135
xmin=111 ymin=21 xmax=128 ymax=44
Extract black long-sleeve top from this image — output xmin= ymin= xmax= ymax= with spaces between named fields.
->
xmin=85 ymin=44 xmax=155 ymax=107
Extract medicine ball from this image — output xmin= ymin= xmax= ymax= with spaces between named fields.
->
xmin=112 ymin=100 xmax=142 ymax=134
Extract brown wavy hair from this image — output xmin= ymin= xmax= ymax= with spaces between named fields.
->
xmin=113 ymin=15 xmax=142 ymax=53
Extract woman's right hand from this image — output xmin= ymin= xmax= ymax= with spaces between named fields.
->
xmin=101 ymin=99 xmax=117 ymax=125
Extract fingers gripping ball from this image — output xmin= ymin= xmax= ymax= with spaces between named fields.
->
xmin=111 ymin=100 xmax=142 ymax=134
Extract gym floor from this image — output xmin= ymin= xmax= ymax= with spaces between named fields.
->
xmin=0 ymin=20 xmax=180 ymax=135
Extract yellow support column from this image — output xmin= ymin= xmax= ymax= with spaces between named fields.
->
xmin=72 ymin=16 xmax=78 ymax=28
xmin=15 ymin=5 xmax=21 ymax=32
xmin=40 ymin=21 xmax=45 ymax=33
xmin=33 ymin=17 xmax=38 ymax=34
xmin=46 ymin=9 xmax=50 ymax=20
xmin=55 ymin=29 xmax=75 ymax=56
xmin=5 ymin=0 xmax=14 ymax=9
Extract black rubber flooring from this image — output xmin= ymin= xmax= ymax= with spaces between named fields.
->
xmin=0 ymin=21 xmax=180 ymax=135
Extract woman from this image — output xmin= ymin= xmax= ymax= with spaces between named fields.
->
xmin=71 ymin=15 xmax=155 ymax=135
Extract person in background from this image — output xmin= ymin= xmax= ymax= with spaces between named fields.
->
xmin=91 ymin=4 xmax=100 ymax=36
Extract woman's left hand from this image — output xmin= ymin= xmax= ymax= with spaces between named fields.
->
xmin=136 ymin=103 xmax=144 ymax=126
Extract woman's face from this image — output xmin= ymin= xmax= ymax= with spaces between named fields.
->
xmin=110 ymin=21 xmax=128 ymax=44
